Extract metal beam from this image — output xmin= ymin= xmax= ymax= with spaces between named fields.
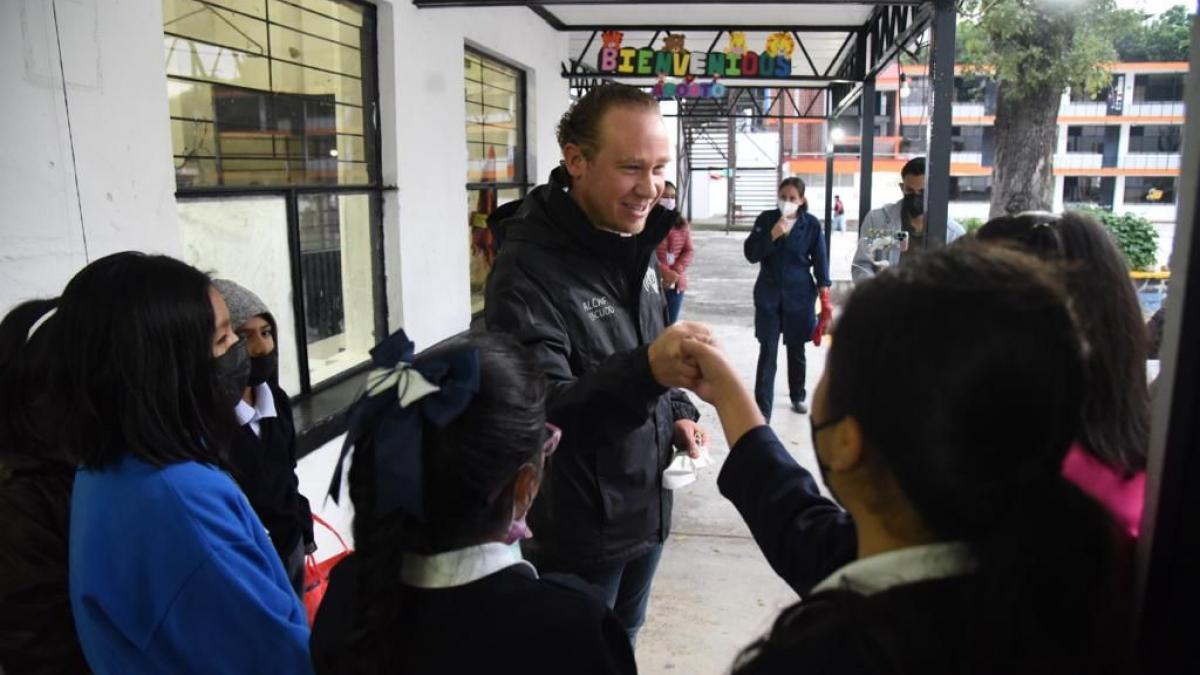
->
xmin=859 ymin=78 xmax=876 ymax=224
xmin=555 ymin=24 xmax=865 ymax=32
xmin=1136 ymin=14 xmax=1200 ymax=671
xmin=923 ymin=0 xmax=954 ymax=249
xmin=415 ymin=0 xmax=922 ymax=7
xmin=824 ymin=95 xmax=835 ymax=259
xmin=529 ymin=5 xmax=567 ymax=28
xmin=831 ymin=4 xmax=933 ymax=117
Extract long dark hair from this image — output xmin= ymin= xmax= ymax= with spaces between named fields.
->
xmin=0 ymin=299 xmax=62 ymax=458
xmin=977 ymin=211 xmax=1150 ymax=474
xmin=343 ymin=330 xmax=548 ymax=673
xmin=736 ymin=243 xmax=1127 ymax=673
xmin=53 ymin=252 xmax=234 ymax=469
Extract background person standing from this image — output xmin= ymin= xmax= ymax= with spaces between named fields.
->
xmin=744 ymin=177 xmax=832 ymax=421
xmin=655 ymin=181 xmax=694 ymax=325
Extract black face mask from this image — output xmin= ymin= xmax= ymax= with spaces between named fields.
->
xmin=215 ymin=340 xmax=250 ymax=407
xmin=902 ymin=192 xmax=925 ymax=218
xmin=247 ymin=351 xmax=278 ymax=388
xmin=810 ymin=414 xmax=845 ymax=504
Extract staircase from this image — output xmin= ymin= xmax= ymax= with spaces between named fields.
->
xmin=733 ymin=168 xmax=779 ymax=226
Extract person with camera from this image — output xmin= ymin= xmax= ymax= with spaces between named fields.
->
xmin=744 ymin=177 xmax=832 ymax=420
xmin=851 ymin=157 xmax=965 ymax=284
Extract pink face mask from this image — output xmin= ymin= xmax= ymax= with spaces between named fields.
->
xmin=505 ymin=518 xmax=533 ymax=545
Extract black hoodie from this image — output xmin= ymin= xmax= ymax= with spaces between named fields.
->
xmin=485 ymin=167 xmax=699 ymax=566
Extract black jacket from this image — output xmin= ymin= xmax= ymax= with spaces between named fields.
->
xmin=226 ymin=385 xmax=314 ymax=564
xmin=310 ymin=554 xmax=636 ymax=675
xmin=717 ymin=425 xmax=856 ymax=596
xmin=485 ymin=168 xmax=699 ymax=566
xmin=0 ymin=450 xmax=90 ymax=674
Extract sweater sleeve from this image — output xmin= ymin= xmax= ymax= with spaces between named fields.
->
xmin=486 ymin=266 xmax=668 ymax=438
xmin=851 ymin=210 xmax=882 ymax=284
xmin=148 ymin=542 xmax=312 ymax=674
xmin=744 ymin=212 xmax=780 ymax=264
xmin=717 ymin=426 xmax=858 ymax=596
xmin=673 ymin=225 xmax=695 ymax=274
xmin=809 ymin=216 xmax=831 ymax=288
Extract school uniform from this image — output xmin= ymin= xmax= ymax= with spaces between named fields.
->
xmin=70 ymin=454 xmax=312 ymax=674
xmin=227 ymin=383 xmax=314 ymax=593
xmin=310 ymin=544 xmax=637 ymax=675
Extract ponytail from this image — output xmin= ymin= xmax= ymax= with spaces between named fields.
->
xmin=963 ymin=476 xmax=1130 ymax=673
xmin=0 ymin=298 xmax=61 ymax=453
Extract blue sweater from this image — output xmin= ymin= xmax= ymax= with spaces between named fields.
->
xmin=70 ymin=454 xmax=313 ymax=674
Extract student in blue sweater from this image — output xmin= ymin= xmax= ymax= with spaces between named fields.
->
xmin=58 ymin=252 xmax=312 ymax=675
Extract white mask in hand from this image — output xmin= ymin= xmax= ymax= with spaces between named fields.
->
xmin=778 ymin=200 xmax=800 ymax=217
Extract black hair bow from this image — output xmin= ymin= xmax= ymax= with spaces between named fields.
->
xmin=326 ymin=329 xmax=480 ymax=520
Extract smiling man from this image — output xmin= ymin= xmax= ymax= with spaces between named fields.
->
xmin=486 ymin=83 xmax=709 ymax=645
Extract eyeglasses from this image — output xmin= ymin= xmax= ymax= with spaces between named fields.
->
xmin=543 ymin=423 xmax=562 ymax=459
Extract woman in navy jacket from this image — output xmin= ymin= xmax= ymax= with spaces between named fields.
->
xmin=744 ymin=177 xmax=831 ymax=421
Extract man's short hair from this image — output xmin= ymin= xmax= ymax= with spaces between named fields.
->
xmin=557 ymin=83 xmax=658 ymax=159
xmin=901 ymin=157 xmax=926 ymax=179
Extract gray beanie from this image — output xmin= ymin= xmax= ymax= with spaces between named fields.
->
xmin=212 ymin=278 xmax=270 ymax=330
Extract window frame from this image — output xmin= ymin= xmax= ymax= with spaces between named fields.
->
xmin=1124 ymin=176 xmax=1178 ymax=205
xmin=1066 ymin=125 xmax=1108 ymax=154
xmin=1134 ymin=73 xmax=1186 ymax=103
xmin=465 ymin=48 xmax=529 ymax=316
xmin=168 ymin=0 xmax=387 ymax=398
xmin=1129 ymin=125 xmax=1183 ymax=154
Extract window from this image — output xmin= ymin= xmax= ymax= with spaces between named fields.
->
xmin=1066 ymin=126 xmax=1107 ymax=154
xmin=951 ymin=126 xmax=984 ymax=153
xmin=950 ymin=176 xmax=991 ymax=202
xmin=1133 ymin=73 xmax=1185 ymax=103
xmin=1129 ymin=126 xmax=1182 ymax=154
xmin=1063 ymin=176 xmax=1114 ymax=207
xmin=1070 ymin=75 xmax=1119 ymax=103
xmin=164 ymin=0 xmax=383 ymax=393
xmin=900 ymin=125 xmax=927 ymax=153
xmin=465 ymin=50 xmax=526 ymax=314
xmin=953 ymin=76 xmax=987 ymax=104
xmin=1124 ymin=176 xmax=1177 ymax=204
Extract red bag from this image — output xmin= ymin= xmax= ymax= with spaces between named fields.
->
xmin=303 ymin=513 xmax=352 ymax=626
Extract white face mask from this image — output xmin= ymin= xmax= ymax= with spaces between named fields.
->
xmin=660 ymin=198 xmax=677 ymax=211
xmin=778 ymin=200 xmax=800 ymax=217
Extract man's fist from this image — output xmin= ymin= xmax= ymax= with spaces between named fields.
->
xmin=648 ymin=321 xmax=713 ymax=389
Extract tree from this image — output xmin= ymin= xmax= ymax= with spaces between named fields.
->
xmin=1114 ymin=5 xmax=1191 ymax=62
xmin=958 ymin=0 xmax=1124 ymax=218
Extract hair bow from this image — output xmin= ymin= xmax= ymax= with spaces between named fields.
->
xmin=326 ymin=329 xmax=481 ymax=520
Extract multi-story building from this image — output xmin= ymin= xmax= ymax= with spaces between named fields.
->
xmin=777 ymin=61 xmax=1186 ymax=226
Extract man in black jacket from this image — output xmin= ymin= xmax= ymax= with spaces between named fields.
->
xmin=485 ymin=84 xmax=709 ymax=643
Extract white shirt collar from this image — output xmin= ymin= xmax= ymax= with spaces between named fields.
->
xmin=233 ymin=383 xmax=277 ymax=428
xmin=400 ymin=542 xmax=537 ymax=589
xmin=810 ymin=541 xmax=975 ymax=597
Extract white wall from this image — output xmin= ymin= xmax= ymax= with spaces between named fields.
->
xmin=1 ymin=0 xmax=180 ymax=313
xmin=378 ymin=1 xmax=568 ymax=350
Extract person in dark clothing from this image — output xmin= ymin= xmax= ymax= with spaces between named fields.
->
xmin=212 ymin=279 xmax=315 ymax=595
xmin=485 ymin=83 xmax=709 ymax=644
xmin=310 ymin=330 xmax=636 ymax=675
xmin=744 ymin=177 xmax=832 ymax=419
xmin=681 ymin=242 xmax=1133 ymax=674
xmin=0 ymin=299 xmax=91 ymax=675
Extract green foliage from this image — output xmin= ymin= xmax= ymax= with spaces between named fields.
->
xmin=958 ymin=0 xmax=1123 ymax=101
xmin=1075 ymin=205 xmax=1160 ymax=271
xmin=1113 ymin=5 xmax=1191 ymax=62
xmin=961 ymin=217 xmax=986 ymax=234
